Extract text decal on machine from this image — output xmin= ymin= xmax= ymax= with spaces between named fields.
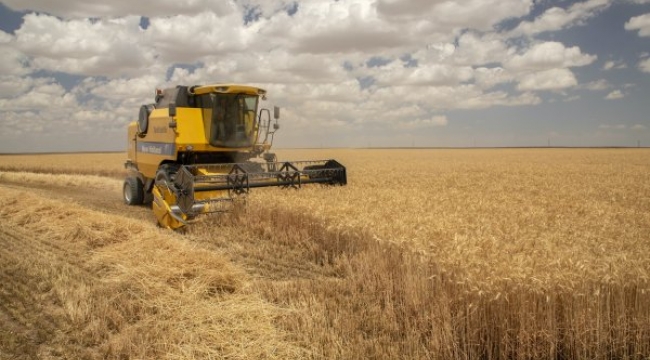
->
xmin=137 ymin=142 xmax=175 ymax=156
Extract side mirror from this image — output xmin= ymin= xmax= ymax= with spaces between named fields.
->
xmin=169 ymin=103 xmax=177 ymax=118
xmin=273 ymin=106 xmax=280 ymax=120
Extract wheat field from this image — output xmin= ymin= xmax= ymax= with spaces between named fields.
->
xmin=1 ymin=148 xmax=649 ymax=359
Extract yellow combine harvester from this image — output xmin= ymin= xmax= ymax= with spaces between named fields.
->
xmin=124 ymin=84 xmax=346 ymax=229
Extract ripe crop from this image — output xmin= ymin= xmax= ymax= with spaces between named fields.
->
xmin=251 ymin=148 xmax=650 ymax=358
xmin=1 ymin=148 xmax=649 ymax=359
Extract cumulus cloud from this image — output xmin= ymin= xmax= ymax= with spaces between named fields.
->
xmin=517 ymin=68 xmax=578 ymax=91
xmin=0 ymin=80 xmax=77 ymax=111
xmin=0 ymin=46 xmax=30 ymax=76
xmin=473 ymin=67 xmax=514 ymax=89
xmin=147 ymin=11 xmax=254 ymax=62
xmin=598 ymin=124 xmax=627 ymax=129
xmin=372 ymin=61 xmax=474 ymax=87
xmin=0 ymin=31 xmax=30 ymax=76
xmin=582 ymin=79 xmax=610 ymax=90
xmin=14 ymin=14 xmax=155 ymax=77
xmin=639 ymin=58 xmax=650 ymax=73
xmin=397 ymin=116 xmax=449 ymax=129
xmin=1 ymin=0 xmax=237 ymax=18
xmin=377 ymin=0 xmax=532 ymax=32
xmin=602 ymin=59 xmax=627 ymax=70
xmin=605 ymin=90 xmax=624 ymax=99
xmin=0 ymin=30 xmax=12 ymax=43
xmin=89 ymin=76 xmax=160 ymax=102
xmin=625 ymin=13 xmax=650 ymax=37
xmin=598 ymin=123 xmax=647 ymax=131
xmin=286 ymin=2 xmax=406 ymax=54
xmin=505 ymin=42 xmax=596 ymax=71
xmin=451 ymin=32 xmax=510 ymax=66
xmin=0 ymin=0 xmax=646 ymax=151
xmin=0 ymin=76 xmax=55 ymax=97
xmin=509 ymin=0 xmax=611 ymax=36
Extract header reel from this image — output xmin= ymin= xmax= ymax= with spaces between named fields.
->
xmin=152 ymin=160 xmax=346 ymax=229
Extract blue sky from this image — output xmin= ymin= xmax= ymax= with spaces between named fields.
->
xmin=0 ymin=0 xmax=649 ymax=152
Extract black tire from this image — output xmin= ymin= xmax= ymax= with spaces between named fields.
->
xmin=123 ymin=177 xmax=144 ymax=205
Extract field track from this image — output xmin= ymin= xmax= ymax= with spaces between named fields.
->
xmin=0 ymin=180 xmax=152 ymax=221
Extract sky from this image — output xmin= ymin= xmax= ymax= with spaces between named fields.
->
xmin=0 ymin=0 xmax=649 ymax=152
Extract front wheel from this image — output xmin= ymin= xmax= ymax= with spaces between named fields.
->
xmin=123 ymin=177 xmax=144 ymax=205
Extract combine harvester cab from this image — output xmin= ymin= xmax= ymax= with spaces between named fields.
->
xmin=123 ymin=84 xmax=346 ymax=230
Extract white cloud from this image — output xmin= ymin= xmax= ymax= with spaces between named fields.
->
xmin=288 ymin=2 xmax=405 ymax=54
xmin=373 ymin=61 xmax=474 ymax=87
xmin=168 ymin=51 xmax=352 ymax=89
xmin=473 ymin=67 xmax=514 ymax=89
xmin=147 ymin=12 xmax=254 ymax=62
xmin=625 ymin=13 xmax=650 ymax=37
xmin=0 ymin=30 xmax=13 ymax=44
xmin=377 ymin=0 xmax=533 ymax=32
xmin=602 ymin=60 xmax=627 ymax=70
xmin=14 ymin=14 xmax=155 ymax=77
xmin=397 ymin=116 xmax=448 ymax=129
xmin=598 ymin=124 xmax=627 ymax=129
xmin=1 ymin=0 xmax=237 ymax=18
xmin=605 ymin=90 xmax=624 ymax=99
xmin=505 ymin=42 xmax=596 ymax=71
xmin=509 ymin=0 xmax=611 ymax=36
xmin=0 ymin=0 xmax=647 ymax=151
xmin=0 ymin=30 xmax=30 ymax=76
xmin=517 ymin=68 xmax=578 ymax=91
xmin=452 ymin=32 xmax=510 ymax=66
xmin=0 ymin=80 xmax=77 ymax=111
xmin=0 ymin=46 xmax=30 ymax=76
xmin=639 ymin=58 xmax=650 ymax=73
xmin=372 ymin=84 xmax=540 ymax=111
xmin=89 ymin=76 xmax=160 ymax=102
xmin=0 ymin=75 xmax=145 ymax=139
xmin=596 ymin=122 xmax=647 ymax=132
xmin=583 ymin=79 xmax=609 ymax=90
xmin=0 ymin=76 xmax=58 ymax=97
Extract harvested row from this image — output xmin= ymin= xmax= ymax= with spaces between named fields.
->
xmin=0 ymin=187 xmax=301 ymax=359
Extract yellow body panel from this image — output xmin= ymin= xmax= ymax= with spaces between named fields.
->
xmin=175 ymin=108 xmax=207 ymax=145
xmin=124 ymin=83 xmax=282 ymax=230
xmin=127 ymin=105 xmax=258 ymax=180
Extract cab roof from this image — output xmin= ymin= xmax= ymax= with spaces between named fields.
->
xmin=190 ymin=84 xmax=266 ymax=96
xmin=154 ymin=84 xmax=267 ymax=108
